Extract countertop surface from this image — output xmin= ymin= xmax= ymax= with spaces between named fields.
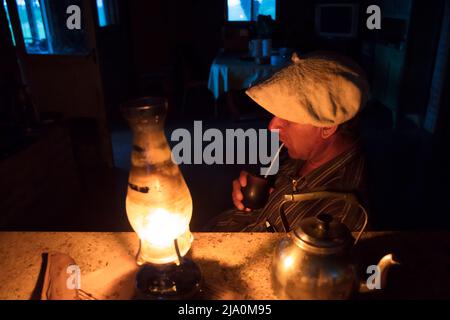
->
xmin=0 ymin=231 xmax=450 ymax=300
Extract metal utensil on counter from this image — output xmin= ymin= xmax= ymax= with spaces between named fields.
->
xmin=271 ymin=192 xmax=399 ymax=300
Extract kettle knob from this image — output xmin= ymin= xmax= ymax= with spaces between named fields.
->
xmin=316 ymin=213 xmax=333 ymax=234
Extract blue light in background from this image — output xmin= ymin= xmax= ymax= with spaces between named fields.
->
xmin=255 ymin=0 xmax=276 ymax=20
xmin=228 ymin=0 xmax=251 ymax=21
xmin=96 ymin=0 xmax=107 ymax=27
xmin=9 ymin=0 xmax=91 ymax=55
xmin=32 ymin=0 xmax=46 ymax=40
xmin=228 ymin=0 xmax=276 ymax=22
xmin=2 ymin=0 xmax=16 ymax=46
xmin=15 ymin=0 xmax=49 ymax=53
xmin=16 ymin=0 xmax=32 ymax=42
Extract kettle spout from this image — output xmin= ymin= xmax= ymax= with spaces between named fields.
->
xmin=359 ymin=254 xmax=400 ymax=293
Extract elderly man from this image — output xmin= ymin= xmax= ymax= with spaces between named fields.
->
xmin=206 ymin=52 xmax=370 ymax=232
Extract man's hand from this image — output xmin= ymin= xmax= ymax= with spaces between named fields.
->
xmin=232 ymin=171 xmax=275 ymax=211
xmin=232 ymin=171 xmax=251 ymax=211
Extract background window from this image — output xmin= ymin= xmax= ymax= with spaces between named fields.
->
xmin=13 ymin=0 xmax=89 ymax=55
xmin=16 ymin=0 xmax=48 ymax=53
xmin=227 ymin=0 xmax=276 ymax=22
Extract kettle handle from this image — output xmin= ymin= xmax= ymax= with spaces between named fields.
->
xmin=279 ymin=199 xmax=292 ymax=233
xmin=278 ymin=192 xmax=368 ymax=246
xmin=351 ymin=203 xmax=368 ymax=246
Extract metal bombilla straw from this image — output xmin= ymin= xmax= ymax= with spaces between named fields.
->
xmin=263 ymin=143 xmax=285 ymax=178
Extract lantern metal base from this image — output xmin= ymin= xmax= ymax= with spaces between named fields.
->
xmin=134 ymin=258 xmax=202 ymax=300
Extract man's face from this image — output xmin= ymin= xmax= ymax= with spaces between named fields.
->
xmin=268 ymin=117 xmax=324 ymax=160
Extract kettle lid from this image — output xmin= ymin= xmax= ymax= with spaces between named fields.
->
xmin=293 ymin=213 xmax=353 ymax=251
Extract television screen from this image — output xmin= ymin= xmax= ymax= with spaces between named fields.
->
xmin=316 ymin=4 xmax=358 ymax=38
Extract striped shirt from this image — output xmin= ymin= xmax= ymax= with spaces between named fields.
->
xmin=206 ymin=144 xmax=368 ymax=232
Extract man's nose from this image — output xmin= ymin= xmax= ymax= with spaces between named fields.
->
xmin=268 ymin=117 xmax=284 ymax=131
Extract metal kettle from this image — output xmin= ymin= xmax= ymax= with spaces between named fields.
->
xmin=271 ymin=192 xmax=399 ymax=300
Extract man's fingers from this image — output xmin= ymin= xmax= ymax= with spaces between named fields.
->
xmin=232 ymin=172 xmax=251 ymax=211
xmin=233 ymin=198 xmax=244 ymax=211
xmin=232 ymin=180 xmax=243 ymax=201
xmin=239 ymin=171 xmax=248 ymax=187
xmin=269 ymin=187 xmax=275 ymax=194
xmin=232 ymin=198 xmax=251 ymax=212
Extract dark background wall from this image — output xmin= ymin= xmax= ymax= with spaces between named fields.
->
xmin=1 ymin=0 xmax=450 ymax=231
xmin=119 ymin=0 xmax=445 ymax=124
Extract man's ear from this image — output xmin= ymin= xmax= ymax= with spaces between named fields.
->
xmin=321 ymin=126 xmax=338 ymax=139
